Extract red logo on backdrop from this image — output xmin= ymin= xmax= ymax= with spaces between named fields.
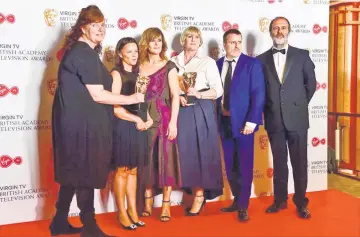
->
xmin=0 ymin=13 xmax=16 ymax=24
xmin=222 ymin=21 xmax=239 ymax=32
xmin=259 ymin=135 xmax=269 ymax=149
xmin=117 ymin=18 xmax=137 ymax=30
xmin=313 ymin=24 xmax=327 ymax=34
xmin=312 ymin=137 xmax=326 ymax=147
xmin=0 ymin=84 xmax=19 ymax=97
xmin=266 ymin=168 xmax=274 ymax=178
xmin=316 ymin=81 xmax=327 ymax=90
xmin=268 ymin=0 xmax=283 ymax=3
xmin=0 ymin=155 xmax=22 ymax=168
xmin=171 ymin=51 xmax=179 ymax=57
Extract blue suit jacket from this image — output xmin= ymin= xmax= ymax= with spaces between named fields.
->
xmin=216 ymin=54 xmax=265 ymax=138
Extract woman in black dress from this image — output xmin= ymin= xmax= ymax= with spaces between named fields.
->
xmin=111 ymin=37 xmax=151 ymax=230
xmin=50 ymin=6 xmax=143 ymax=237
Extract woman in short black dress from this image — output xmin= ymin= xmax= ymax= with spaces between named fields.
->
xmin=50 ymin=6 xmax=143 ymax=237
xmin=111 ymin=37 xmax=150 ymax=230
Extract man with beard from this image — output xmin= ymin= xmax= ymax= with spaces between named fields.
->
xmin=257 ymin=17 xmax=316 ymax=219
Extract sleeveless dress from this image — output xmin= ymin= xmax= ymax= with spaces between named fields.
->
xmin=111 ymin=68 xmax=148 ymax=169
xmin=137 ymin=61 xmax=182 ymax=214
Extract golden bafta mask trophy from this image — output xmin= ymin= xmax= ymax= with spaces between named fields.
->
xmin=135 ymin=75 xmax=150 ymax=94
xmin=179 ymin=72 xmax=197 ymax=105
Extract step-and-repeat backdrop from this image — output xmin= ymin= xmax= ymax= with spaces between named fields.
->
xmin=0 ymin=0 xmax=329 ymax=225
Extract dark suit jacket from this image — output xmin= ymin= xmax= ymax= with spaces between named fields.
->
xmin=256 ymin=45 xmax=316 ymax=133
xmin=216 ymin=54 xmax=265 ymax=138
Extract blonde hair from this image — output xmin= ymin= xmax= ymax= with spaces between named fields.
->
xmin=139 ymin=27 xmax=168 ymax=65
xmin=180 ymin=26 xmax=203 ymax=47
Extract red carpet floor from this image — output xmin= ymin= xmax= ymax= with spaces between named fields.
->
xmin=0 ymin=189 xmax=359 ymax=237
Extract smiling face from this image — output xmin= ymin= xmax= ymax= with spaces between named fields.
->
xmin=81 ymin=21 xmax=106 ymax=45
xmin=270 ymin=18 xmax=289 ymax=48
xmin=183 ymin=32 xmax=201 ymax=51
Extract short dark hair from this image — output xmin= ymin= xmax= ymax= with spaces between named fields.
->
xmin=115 ymin=37 xmax=139 ymax=73
xmin=223 ymin=29 xmax=242 ymax=43
xmin=269 ymin=16 xmax=291 ymax=34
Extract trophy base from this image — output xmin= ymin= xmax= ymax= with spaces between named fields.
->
xmin=185 ymin=95 xmax=197 ymax=105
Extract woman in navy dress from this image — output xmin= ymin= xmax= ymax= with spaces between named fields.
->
xmin=171 ymin=26 xmax=224 ymax=216
xmin=111 ymin=37 xmax=150 ymax=230
xmin=50 ymin=6 xmax=143 ymax=237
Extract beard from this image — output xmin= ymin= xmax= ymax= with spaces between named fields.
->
xmin=272 ymin=34 xmax=288 ymax=48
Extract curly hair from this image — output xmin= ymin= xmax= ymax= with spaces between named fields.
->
xmin=138 ymin=27 xmax=168 ymax=65
xmin=63 ymin=5 xmax=104 ymax=54
xmin=115 ymin=37 xmax=139 ymax=73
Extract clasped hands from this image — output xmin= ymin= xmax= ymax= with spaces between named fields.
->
xmin=135 ymin=118 xmax=177 ymax=140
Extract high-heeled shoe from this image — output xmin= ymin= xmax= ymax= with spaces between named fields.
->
xmin=186 ymin=195 xmax=206 ymax=216
xmin=127 ymin=210 xmax=145 ymax=227
xmin=141 ymin=196 xmax=153 ymax=217
xmin=160 ymin=200 xmax=171 ymax=222
xmin=116 ymin=215 xmax=137 ymax=230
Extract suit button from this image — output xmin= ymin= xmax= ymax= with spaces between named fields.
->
xmin=281 ymin=89 xmax=284 ymax=92
xmin=281 ymin=102 xmax=284 ymax=105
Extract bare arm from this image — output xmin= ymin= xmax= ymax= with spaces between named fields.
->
xmin=168 ymin=68 xmax=180 ymax=125
xmin=111 ymin=70 xmax=143 ymax=123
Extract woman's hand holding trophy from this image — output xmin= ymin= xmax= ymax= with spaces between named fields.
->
xmin=179 ymin=72 xmax=197 ymax=106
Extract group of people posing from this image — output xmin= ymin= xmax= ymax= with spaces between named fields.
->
xmin=49 ymin=5 xmax=317 ymax=237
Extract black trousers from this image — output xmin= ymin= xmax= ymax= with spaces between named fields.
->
xmin=268 ymin=129 xmax=309 ymax=209
xmin=54 ymin=185 xmax=95 ymax=225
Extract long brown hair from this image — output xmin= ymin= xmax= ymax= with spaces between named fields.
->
xmin=139 ymin=27 xmax=168 ymax=65
xmin=63 ymin=5 xmax=104 ymax=54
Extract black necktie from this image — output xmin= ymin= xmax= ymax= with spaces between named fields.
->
xmin=272 ymin=48 xmax=286 ymax=54
xmin=223 ymin=60 xmax=234 ymax=111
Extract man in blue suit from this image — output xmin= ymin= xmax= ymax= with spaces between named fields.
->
xmin=216 ymin=29 xmax=265 ymax=222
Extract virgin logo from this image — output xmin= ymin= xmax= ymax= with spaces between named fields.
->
xmin=0 ymin=84 xmax=19 ymax=97
xmin=268 ymin=0 xmax=283 ymax=3
xmin=171 ymin=51 xmax=179 ymax=57
xmin=0 ymin=155 xmax=23 ymax=168
xmin=312 ymin=137 xmax=326 ymax=147
xmin=0 ymin=13 xmax=16 ymax=24
xmin=316 ymin=82 xmax=327 ymax=90
xmin=222 ymin=21 xmax=239 ymax=32
xmin=313 ymin=24 xmax=327 ymax=34
xmin=117 ymin=18 xmax=137 ymax=30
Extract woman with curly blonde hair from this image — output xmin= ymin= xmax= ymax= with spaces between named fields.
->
xmin=136 ymin=27 xmax=182 ymax=222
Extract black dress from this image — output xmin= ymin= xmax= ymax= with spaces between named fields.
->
xmin=111 ymin=68 xmax=148 ymax=169
xmin=52 ymin=41 xmax=114 ymax=189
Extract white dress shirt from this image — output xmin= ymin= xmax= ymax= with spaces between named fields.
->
xmin=272 ymin=44 xmax=289 ymax=82
xmin=221 ymin=55 xmax=256 ymax=129
xmin=171 ymin=49 xmax=223 ymax=99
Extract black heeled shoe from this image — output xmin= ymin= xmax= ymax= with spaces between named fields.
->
xmin=116 ymin=215 xmax=137 ymax=231
xmin=141 ymin=196 xmax=153 ymax=217
xmin=127 ymin=210 xmax=145 ymax=227
xmin=186 ymin=195 xmax=206 ymax=216
xmin=160 ymin=200 xmax=171 ymax=222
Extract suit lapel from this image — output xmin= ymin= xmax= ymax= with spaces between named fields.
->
xmin=232 ymin=54 xmax=246 ymax=84
xmin=265 ymin=49 xmax=280 ymax=84
xmin=282 ymin=45 xmax=295 ymax=83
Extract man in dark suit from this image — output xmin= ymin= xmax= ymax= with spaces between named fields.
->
xmin=257 ymin=16 xmax=316 ymax=219
xmin=216 ymin=29 xmax=265 ymax=222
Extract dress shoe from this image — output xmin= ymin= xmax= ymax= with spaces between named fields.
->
xmin=49 ymin=216 xmax=82 ymax=236
xmin=237 ymin=208 xmax=249 ymax=222
xmin=49 ymin=223 xmax=82 ymax=236
xmin=265 ymin=202 xmax=287 ymax=213
xmin=220 ymin=201 xmax=237 ymax=212
xmin=297 ymin=207 xmax=311 ymax=219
